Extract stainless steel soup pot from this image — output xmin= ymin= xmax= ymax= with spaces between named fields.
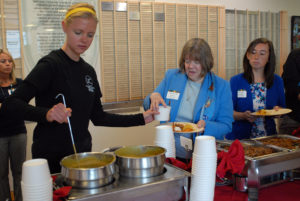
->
xmin=114 ymin=145 xmax=166 ymax=178
xmin=60 ymin=152 xmax=116 ymax=188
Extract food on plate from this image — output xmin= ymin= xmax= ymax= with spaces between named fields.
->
xmin=172 ymin=122 xmax=195 ymax=132
xmin=258 ymin=137 xmax=300 ymax=149
xmin=256 ymin=109 xmax=267 ymax=115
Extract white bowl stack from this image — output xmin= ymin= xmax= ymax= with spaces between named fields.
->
xmin=190 ymin=136 xmax=217 ymax=201
xmin=154 ymin=125 xmax=176 ymax=158
xmin=21 ymin=159 xmax=52 ymax=201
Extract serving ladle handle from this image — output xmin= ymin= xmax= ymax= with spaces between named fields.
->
xmin=56 ymin=93 xmax=77 ymax=155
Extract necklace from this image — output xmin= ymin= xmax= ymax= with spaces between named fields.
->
xmin=0 ymin=84 xmax=13 ymax=99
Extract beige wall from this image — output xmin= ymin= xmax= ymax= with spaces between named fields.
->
xmin=25 ymin=109 xmax=157 ymax=160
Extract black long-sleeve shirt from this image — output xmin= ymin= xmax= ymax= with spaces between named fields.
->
xmin=0 ymin=78 xmax=26 ymax=137
xmin=1 ymin=49 xmax=144 ymax=151
xmin=282 ymin=48 xmax=300 ymax=122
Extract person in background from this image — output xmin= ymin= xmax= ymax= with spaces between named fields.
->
xmin=279 ymin=48 xmax=300 ymax=134
xmin=226 ymin=38 xmax=285 ymax=140
xmin=143 ymin=38 xmax=233 ymax=161
xmin=0 ymin=3 xmax=156 ymax=174
xmin=0 ymin=49 xmax=26 ymax=201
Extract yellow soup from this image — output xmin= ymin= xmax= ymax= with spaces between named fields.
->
xmin=115 ymin=146 xmax=165 ymax=158
xmin=61 ymin=156 xmax=110 ymax=168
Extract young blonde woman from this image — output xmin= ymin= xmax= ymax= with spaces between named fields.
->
xmin=0 ymin=49 xmax=26 ymax=201
xmin=1 ymin=3 xmax=156 ymax=173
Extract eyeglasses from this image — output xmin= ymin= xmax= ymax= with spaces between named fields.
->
xmin=185 ymin=59 xmax=200 ymax=65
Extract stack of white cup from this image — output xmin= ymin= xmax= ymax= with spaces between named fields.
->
xmin=154 ymin=125 xmax=176 ymax=158
xmin=21 ymin=159 xmax=52 ymax=201
xmin=190 ymin=136 xmax=217 ymax=201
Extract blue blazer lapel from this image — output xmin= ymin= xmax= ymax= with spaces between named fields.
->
xmin=193 ymin=73 xmax=210 ymax=122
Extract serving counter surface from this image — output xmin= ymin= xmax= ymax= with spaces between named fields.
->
xmin=55 ymin=163 xmax=190 ymax=201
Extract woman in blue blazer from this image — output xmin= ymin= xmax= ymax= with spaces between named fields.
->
xmin=226 ymin=38 xmax=286 ymax=140
xmin=144 ymin=38 xmax=233 ymax=160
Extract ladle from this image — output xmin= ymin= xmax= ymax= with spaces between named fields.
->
xmin=56 ymin=93 xmax=78 ymax=156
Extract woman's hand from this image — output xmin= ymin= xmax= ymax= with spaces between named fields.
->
xmin=196 ymin=120 xmax=206 ymax=131
xmin=273 ymin=106 xmax=281 ymax=118
xmin=234 ymin=110 xmax=256 ymax=122
xmin=273 ymin=106 xmax=281 ymax=111
xmin=143 ymin=109 xmax=159 ymax=124
xmin=46 ymin=103 xmax=72 ymax=123
xmin=149 ymin=92 xmax=166 ymax=111
xmin=243 ymin=111 xmax=257 ymax=122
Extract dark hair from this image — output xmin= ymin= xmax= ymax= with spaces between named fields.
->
xmin=243 ymin=38 xmax=276 ymax=88
xmin=179 ymin=38 xmax=214 ymax=77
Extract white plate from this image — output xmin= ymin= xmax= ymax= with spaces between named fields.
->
xmin=172 ymin=122 xmax=204 ymax=133
xmin=251 ymin=108 xmax=292 ymax=116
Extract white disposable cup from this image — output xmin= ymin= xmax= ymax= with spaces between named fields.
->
xmin=154 ymin=141 xmax=176 ymax=158
xmin=21 ymin=179 xmax=52 ymax=189
xmin=193 ymin=135 xmax=216 ymax=155
xmin=22 ymin=159 xmax=51 ymax=186
xmin=192 ymin=162 xmax=217 ymax=175
xmin=155 ymin=125 xmax=174 ymax=141
xmin=154 ymin=106 xmax=171 ymax=121
xmin=190 ymin=171 xmax=216 ymax=201
xmin=22 ymin=180 xmax=52 ymax=201
xmin=154 ymin=125 xmax=176 ymax=157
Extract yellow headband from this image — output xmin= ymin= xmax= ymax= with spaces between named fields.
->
xmin=65 ymin=7 xmax=96 ymax=20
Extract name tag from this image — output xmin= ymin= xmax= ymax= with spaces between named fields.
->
xmin=180 ymin=136 xmax=193 ymax=151
xmin=237 ymin=90 xmax=247 ymax=98
xmin=166 ymin=90 xmax=180 ymax=100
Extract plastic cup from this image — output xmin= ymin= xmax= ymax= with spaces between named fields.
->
xmin=193 ymin=135 xmax=216 ymax=156
xmin=21 ymin=180 xmax=52 ymax=201
xmin=154 ymin=125 xmax=176 ymax=157
xmin=190 ymin=172 xmax=216 ymax=201
xmin=154 ymin=140 xmax=176 ymax=158
xmin=155 ymin=125 xmax=173 ymax=141
xmin=154 ymin=106 xmax=171 ymax=121
xmin=22 ymin=159 xmax=51 ymax=186
xmin=191 ymin=154 xmax=217 ymax=175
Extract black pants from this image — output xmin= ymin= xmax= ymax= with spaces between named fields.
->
xmin=32 ymin=138 xmax=91 ymax=174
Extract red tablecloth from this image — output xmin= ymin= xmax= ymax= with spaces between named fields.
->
xmin=214 ymin=180 xmax=300 ymax=201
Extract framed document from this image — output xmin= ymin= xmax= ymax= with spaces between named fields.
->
xmin=291 ymin=16 xmax=300 ymax=50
